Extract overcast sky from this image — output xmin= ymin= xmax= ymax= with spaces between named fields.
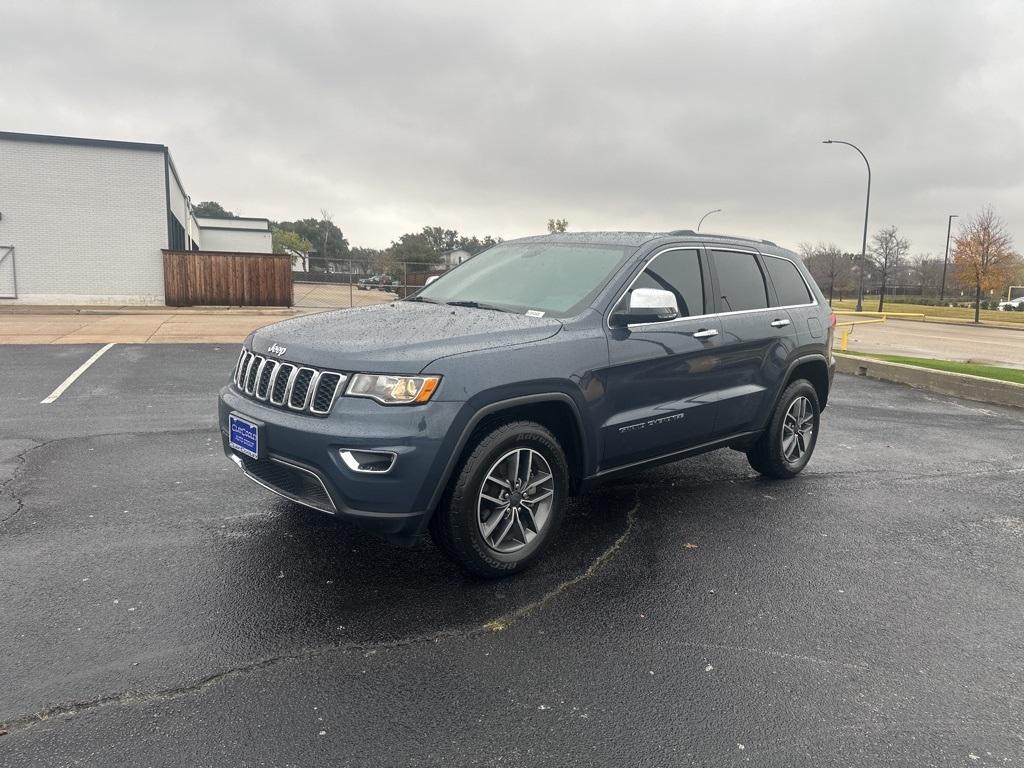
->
xmin=3 ymin=0 xmax=1022 ymax=254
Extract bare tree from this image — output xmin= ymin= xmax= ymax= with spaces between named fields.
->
xmin=869 ymin=226 xmax=910 ymax=312
xmin=952 ymin=206 xmax=1019 ymax=323
xmin=909 ymin=254 xmax=945 ymax=297
xmin=798 ymin=242 xmax=855 ymax=303
xmin=547 ymin=218 xmax=568 ymax=233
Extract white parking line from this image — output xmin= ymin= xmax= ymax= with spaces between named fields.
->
xmin=41 ymin=343 xmax=116 ymax=404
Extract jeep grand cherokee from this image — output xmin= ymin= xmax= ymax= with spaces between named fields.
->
xmin=220 ymin=231 xmax=836 ymax=577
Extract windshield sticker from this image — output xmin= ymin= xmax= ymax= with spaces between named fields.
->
xmin=525 ymin=310 xmax=546 ymax=318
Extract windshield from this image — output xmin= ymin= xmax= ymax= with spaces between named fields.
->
xmin=410 ymin=241 xmax=635 ymax=317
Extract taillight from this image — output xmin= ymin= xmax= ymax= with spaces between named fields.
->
xmin=829 ymin=312 xmax=837 ymax=327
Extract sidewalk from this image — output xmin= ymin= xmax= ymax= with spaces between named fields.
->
xmin=0 ymin=305 xmax=318 ymax=344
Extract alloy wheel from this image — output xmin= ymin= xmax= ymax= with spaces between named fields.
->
xmin=781 ymin=395 xmax=815 ymax=463
xmin=477 ymin=447 xmax=555 ymax=554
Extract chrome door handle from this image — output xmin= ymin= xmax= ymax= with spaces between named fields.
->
xmin=692 ymin=328 xmax=719 ymax=339
xmin=770 ymin=318 xmax=791 ymax=328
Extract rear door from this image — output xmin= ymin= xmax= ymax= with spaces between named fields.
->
xmin=601 ymin=246 xmax=723 ymax=470
xmin=707 ymin=248 xmax=796 ymax=437
xmin=762 ymin=253 xmax=822 ymax=347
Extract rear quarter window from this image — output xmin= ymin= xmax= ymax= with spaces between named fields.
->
xmin=764 ymin=256 xmax=813 ymax=306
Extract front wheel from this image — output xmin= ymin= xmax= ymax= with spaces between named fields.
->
xmin=429 ymin=420 xmax=569 ymax=578
xmin=747 ymin=380 xmax=821 ymax=479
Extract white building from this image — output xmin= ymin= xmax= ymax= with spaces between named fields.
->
xmin=0 ymin=131 xmax=271 ymax=305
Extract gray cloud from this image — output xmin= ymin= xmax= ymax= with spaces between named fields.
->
xmin=3 ymin=0 xmax=1022 ymax=254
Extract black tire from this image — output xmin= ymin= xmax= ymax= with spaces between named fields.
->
xmin=429 ymin=420 xmax=569 ymax=578
xmin=746 ymin=380 xmax=821 ymax=479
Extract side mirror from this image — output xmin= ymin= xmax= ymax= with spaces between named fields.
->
xmin=611 ymin=288 xmax=679 ymax=326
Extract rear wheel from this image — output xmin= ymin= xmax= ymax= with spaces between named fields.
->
xmin=746 ymin=380 xmax=820 ymax=479
xmin=429 ymin=420 xmax=569 ymax=578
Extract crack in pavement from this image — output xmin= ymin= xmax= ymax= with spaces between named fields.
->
xmin=0 ymin=439 xmax=51 ymax=528
xmin=0 ymin=491 xmax=641 ymax=735
xmin=0 ymin=427 xmax=221 ymax=529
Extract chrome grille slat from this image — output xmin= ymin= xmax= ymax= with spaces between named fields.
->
xmin=310 ymin=372 xmax=345 ymax=415
xmin=233 ymin=348 xmax=248 ymax=386
xmin=244 ymin=354 xmax=263 ymax=394
xmin=231 ymin=347 xmax=345 ymax=416
xmin=269 ymin=364 xmax=294 ymax=406
xmin=288 ymin=367 xmax=319 ymax=411
xmin=236 ymin=350 xmax=252 ymax=388
xmin=256 ymin=360 xmax=278 ymax=400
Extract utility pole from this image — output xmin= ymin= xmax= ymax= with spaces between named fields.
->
xmin=823 ymin=140 xmax=871 ymax=312
xmin=939 ymin=214 xmax=958 ymax=301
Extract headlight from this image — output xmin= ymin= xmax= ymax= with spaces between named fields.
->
xmin=345 ymin=374 xmax=441 ymax=405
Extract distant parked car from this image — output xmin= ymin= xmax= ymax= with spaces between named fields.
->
xmin=997 ymin=296 xmax=1024 ymax=311
xmin=357 ymin=274 xmax=394 ymax=291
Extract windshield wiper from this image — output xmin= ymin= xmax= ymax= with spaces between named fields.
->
xmin=404 ymin=296 xmax=440 ymax=304
xmin=445 ymin=300 xmax=514 ymax=313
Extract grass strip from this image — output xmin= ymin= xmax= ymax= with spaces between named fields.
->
xmin=840 ymin=352 xmax=1024 ymax=385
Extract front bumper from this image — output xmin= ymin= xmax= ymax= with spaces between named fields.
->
xmin=218 ymin=385 xmax=465 ymax=545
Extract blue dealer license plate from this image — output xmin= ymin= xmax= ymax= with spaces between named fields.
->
xmin=229 ymin=414 xmax=260 ymax=459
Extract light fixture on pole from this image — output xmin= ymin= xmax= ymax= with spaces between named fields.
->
xmin=823 ymin=139 xmax=871 ymax=312
xmin=697 ymin=208 xmax=721 ymax=232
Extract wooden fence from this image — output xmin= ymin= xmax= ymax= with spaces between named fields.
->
xmin=162 ymin=250 xmax=292 ymax=307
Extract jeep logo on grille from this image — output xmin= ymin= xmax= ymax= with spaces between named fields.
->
xmin=267 ymin=343 xmax=287 ymax=357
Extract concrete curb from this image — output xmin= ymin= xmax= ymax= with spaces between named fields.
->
xmin=0 ymin=305 xmax=306 ymax=316
xmin=835 ymin=354 xmax=1024 ymax=409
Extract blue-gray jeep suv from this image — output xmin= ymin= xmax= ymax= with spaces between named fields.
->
xmin=219 ymin=231 xmax=836 ymax=577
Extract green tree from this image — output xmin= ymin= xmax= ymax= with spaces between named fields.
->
xmin=276 ymin=211 xmax=350 ymax=271
xmin=457 ymin=234 xmax=502 ymax=255
xmin=350 ymin=246 xmax=392 ymax=276
xmin=547 ymin=218 xmax=568 ymax=233
xmin=272 ymin=228 xmax=313 ymax=271
xmin=192 ymin=201 xmax=237 ymax=219
xmin=421 ymin=226 xmax=460 ymax=253
xmin=388 ymin=232 xmax=442 ymax=267
xmin=421 ymin=226 xmax=504 ymax=256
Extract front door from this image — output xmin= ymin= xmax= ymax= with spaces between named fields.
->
xmin=601 ymin=247 xmax=724 ymax=470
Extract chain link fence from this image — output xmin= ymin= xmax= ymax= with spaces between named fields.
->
xmin=291 ymin=258 xmax=453 ymax=309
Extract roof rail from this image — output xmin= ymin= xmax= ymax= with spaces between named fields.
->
xmin=668 ymin=230 xmax=778 ymax=248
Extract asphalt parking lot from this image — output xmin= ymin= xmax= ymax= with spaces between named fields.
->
xmin=1 ymin=344 xmax=1023 ymax=767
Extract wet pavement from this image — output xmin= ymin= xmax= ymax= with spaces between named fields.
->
xmin=1 ymin=344 xmax=1022 ymax=766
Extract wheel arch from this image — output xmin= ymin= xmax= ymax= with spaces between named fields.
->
xmin=784 ymin=355 xmax=832 ymax=409
xmin=427 ymin=393 xmax=588 ymax=514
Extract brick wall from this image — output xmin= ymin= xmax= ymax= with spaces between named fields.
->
xmin=0 ymin=138 xmax=168 ymax=304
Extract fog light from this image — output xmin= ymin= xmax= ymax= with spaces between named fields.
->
xmin=339 ymin=449 xmax=397 ymax=474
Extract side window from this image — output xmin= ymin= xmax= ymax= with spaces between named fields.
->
xmin=625 ymin=248 xmax=705 ymax=318
xmin=712 ymin=250 xmax=768 ymax=312
xmin=764 ymin=256 xmax=813 ymax=306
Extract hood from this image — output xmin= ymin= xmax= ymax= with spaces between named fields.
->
xmin=249 ymin=301 xmax=563 ymax=374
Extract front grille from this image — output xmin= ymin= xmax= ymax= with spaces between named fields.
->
xmin=240 ymin=456 xmax=336 ymax=513
xmin=233 ymin=349 xmax=346 ymax=416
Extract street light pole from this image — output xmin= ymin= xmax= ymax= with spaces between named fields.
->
xmin=697 ymin=208 xmax=721 ymax=232
xmin=823 ymin=140 xmax=871 ymax=312
xmin=939 ymin=214 xmax=958 ymax=301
